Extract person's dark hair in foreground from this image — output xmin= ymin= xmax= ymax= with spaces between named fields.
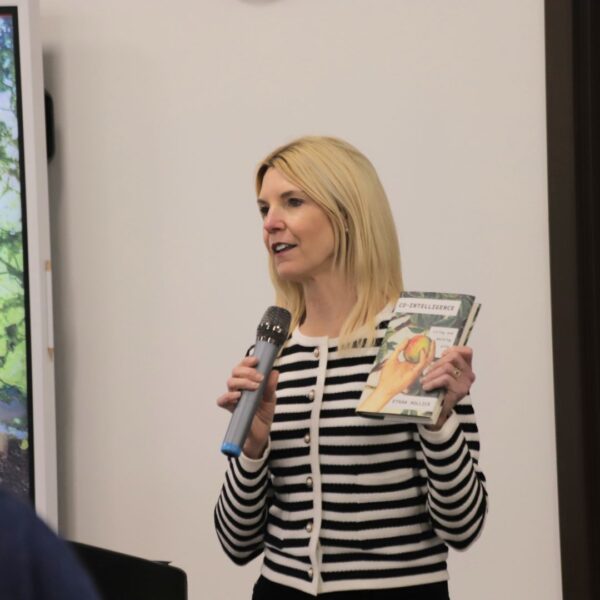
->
xmin=0 ymin=487 xmax=100 ymax=600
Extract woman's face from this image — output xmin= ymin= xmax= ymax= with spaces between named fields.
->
xmin=258 ymin=167 xmax=336 ymax=284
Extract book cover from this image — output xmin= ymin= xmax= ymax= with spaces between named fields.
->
xmin=356 ymin=292 xmax=481 ymax=424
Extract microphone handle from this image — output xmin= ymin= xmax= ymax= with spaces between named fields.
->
xmin=221 ymin=339 xmax=279 ymax=457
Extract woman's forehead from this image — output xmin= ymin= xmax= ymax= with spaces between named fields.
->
xmin=258 ymin=167 xmax=305 ymax=199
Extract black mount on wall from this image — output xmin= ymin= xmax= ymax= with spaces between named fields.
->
xmin=44 ymin=90 xmax=54 ymax=162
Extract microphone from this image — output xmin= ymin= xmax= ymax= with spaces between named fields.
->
xmin=221 ymin=306 xmax=291 ymax=457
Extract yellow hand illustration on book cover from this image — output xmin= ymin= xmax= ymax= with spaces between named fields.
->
xmin=359 ymin=335 xmax=436 ymax=413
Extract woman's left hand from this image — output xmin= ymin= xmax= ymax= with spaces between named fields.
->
xmin=420 ymin=346 xmax=476 ymax=431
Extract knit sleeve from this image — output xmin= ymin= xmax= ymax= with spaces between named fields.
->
xmin=214 ymin=442 xmax=271 ymax=565
xmin=416 ymin=396 xmax=488 ymax=550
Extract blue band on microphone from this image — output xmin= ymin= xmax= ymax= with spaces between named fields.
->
xmin=221 ymin=442 xmax=241 ymax=458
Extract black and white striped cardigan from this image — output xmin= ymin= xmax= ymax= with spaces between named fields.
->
xmin=215 ymin=311 xmax=487 ymax=596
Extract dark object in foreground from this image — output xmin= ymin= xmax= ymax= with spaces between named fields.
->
xmin=69 ymin=542 xmax=187 ymax=600
xmin=0 ymin=488 xmax=99 ymax=600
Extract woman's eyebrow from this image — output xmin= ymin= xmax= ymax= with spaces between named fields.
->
xmin=280 ymin=190 xmax=304 ymax=199
xmin=257 ymin=190 xmax=305 ymax=203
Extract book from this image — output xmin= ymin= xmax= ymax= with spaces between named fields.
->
xmin=355 ymin=292 xmax=481 ymax=425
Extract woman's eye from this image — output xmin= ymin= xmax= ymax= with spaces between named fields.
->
xmin=258 ymin=205 xmax=269 ymax=217
xmin=288 ymin=197 xmax=304 ymax=207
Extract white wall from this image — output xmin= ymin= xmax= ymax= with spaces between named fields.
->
xmin=40 ymin=1 xmax=561 ymax=599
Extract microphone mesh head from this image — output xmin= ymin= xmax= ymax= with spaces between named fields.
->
xmin=257 ymin=306 xmax=292 ymax=347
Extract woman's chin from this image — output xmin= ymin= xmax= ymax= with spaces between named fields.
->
xmin=274 ymin=267 xmax=308 ymax=284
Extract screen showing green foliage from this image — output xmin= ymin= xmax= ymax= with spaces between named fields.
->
xmin=0 ymin=10 xmax=31 ymax=501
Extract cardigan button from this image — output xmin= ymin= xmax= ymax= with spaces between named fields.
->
xmin=308 ymin=567 xmax=314 ymax=579
xmin=313 ymin=347 xmax=320 ymax=358
xmin=307 ymin=389 xmax=315 ymax=401
xmin=306 ymin=476 xmax=313 ymax=488
xmin=304 ymin=433 xmax=311 ymax=444
xmin=305 ymin=521 xmax=313 ymax=533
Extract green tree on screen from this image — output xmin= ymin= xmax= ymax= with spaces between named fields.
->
xmin=0 ymin=15 xmax=27 ymax=436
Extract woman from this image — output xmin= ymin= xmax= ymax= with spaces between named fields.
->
xmin=215 ymin=136 xmax=487 ymax=599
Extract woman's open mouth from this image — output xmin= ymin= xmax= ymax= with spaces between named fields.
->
xmin=272 ymin=242 xmax=297 ymax=255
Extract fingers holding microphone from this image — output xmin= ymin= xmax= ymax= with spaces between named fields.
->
xmin=217 ymin=356 xmax=263 ymax=414
xmin=217 ymin=355 xmax=280 ymax=459
xmin=219 ymin=306 xmax=291 ymax=458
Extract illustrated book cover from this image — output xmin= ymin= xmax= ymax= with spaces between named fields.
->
xmin=355 ymin=292 xmax=481 ymax=424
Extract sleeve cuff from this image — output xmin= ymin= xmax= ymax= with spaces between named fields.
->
xmin=238 ymin=439 xmax=271 ymax=471
xmin=418 ymin=411 xmax=460 ymax=444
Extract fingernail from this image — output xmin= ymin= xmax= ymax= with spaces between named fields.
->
xmin=251 ymin=382 xmax=260 ymax=389
xmin=257 ymin=374 xmax=264 ymax=381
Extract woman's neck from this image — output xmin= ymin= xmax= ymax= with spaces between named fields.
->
xmin=299 ymin=274 xmax=357 ymax=338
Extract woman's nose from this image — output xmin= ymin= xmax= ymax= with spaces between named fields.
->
xmin=263 ymin=207 xmax=284 ymax=232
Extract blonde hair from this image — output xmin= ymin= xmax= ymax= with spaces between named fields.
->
xmin=256 ymin=136 xmax=403 ymax=347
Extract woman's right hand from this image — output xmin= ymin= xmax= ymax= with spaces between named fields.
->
xmin=217 ymin=356 xmax=279 ymax=459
